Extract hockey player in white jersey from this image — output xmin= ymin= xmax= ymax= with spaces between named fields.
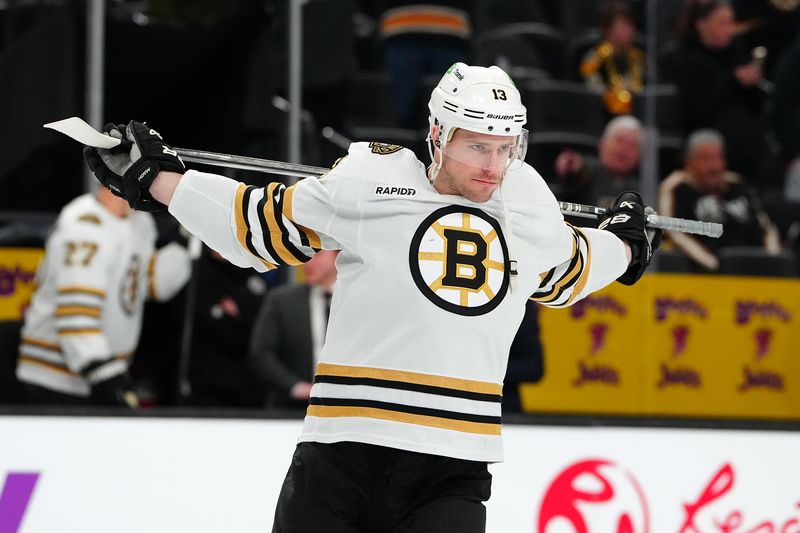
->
xmin=17 ymin=186 xmax=190 ymax=406
xmin=84 ymin=63 xmax=660 ymax=532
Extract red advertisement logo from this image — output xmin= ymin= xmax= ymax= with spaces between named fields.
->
xmin=539 ymin=460 xmax=800 ymax=532
xmin=538 ymin=459 xmax=649 ymax=533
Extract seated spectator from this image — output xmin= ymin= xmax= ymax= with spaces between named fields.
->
xmin=249 ymin=250 xmax=338 ymax=410
xmin=579 ymin=0 xmax=645 ymax=115
xmin=659 ymin=129 xmax=780 ymax=271
xmin=673 ymin=0 xmax=769 ymax=182
xmin=554 ymin=115 xmax=643 ymax=208
xmin=16 ymin=187 xmax=190 ymax=406
xmin=379 ymin=1 xmax=472 ymax=128
xmin=187 ymin=247 xmax=267 ymax=408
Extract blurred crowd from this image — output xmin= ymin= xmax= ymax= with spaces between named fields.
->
xmin=0 ymin=0 xmax=798 ymax=411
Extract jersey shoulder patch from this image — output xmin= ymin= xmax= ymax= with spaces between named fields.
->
xmin=368 ymin=142 xmax=404 ymax=155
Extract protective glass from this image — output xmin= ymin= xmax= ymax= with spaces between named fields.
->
xmin=441 ymin=129 xmax=528 ymax=173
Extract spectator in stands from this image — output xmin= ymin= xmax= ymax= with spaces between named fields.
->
xmin=771 ymin=34 xmax=800 ymax=202
xmin=249 ymin=250 xmax=338 ymax=410
xmin=554 ymin=115 xmax=643 ymax=208
xmin=379 ymin=1 xmax=473 ymax=128
xmin=187 ymin=246 xmax=266 ymax=408
xmin=579 ymin=1 xmax=645 ymax=116
xmin=16 ymin=187 xmax=190 ymax=406
xmin=731 ymin=0 xmax=800 ymax=79
xmin=673 ymin=0 xmax=769 ymax=183
xmin=659 ymin=129 xmax=780 ymax=271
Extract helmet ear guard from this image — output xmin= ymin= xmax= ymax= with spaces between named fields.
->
xmin=427 ymin=63 xmax=529 ymax=182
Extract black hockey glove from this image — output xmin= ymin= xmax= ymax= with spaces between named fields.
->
xmin=84 ymin=120 xmax=184 ymax=212
xmin=82 ymin=359 xmax=139 ymax=408
xmin=597 ymin=191 xmax=663 ymax=285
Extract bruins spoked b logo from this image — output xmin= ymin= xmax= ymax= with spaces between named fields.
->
xmin=409 ymin=205 xmax=510 ymax=316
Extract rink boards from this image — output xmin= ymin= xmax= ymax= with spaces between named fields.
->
xmin=1 ymin=416 xmax=799 ymax=532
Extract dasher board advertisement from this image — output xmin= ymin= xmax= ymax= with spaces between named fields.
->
xmin=2 ymin=417 xmax=798 ymax=532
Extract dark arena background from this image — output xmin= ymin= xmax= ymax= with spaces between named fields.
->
xmin=1 ymin=1 xmax=799 ymax=531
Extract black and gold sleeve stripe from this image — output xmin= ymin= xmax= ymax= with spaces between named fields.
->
xmin=57 ymin=286 xmax=105 ymax=298
xmin=233 ymin=182 xmax=322 ymax=269
xmin=257 ymin=182 xmax=310 ymax=265
xmin=55 ymin=286 xmax=104 ymax=334
xmin=233 ymin=184 xmax=275 ymax=270
xmin=55 ymin=305 xmax=101 ymax=318
xmin=283 ymin=184 xmax=322 ymax=250
xmin=530 ymin=225 xmax=592 ymax=307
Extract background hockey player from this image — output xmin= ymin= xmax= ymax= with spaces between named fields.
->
xmin=16 ymin=186 xmax=190 ymax=407
xmin=83 ymin=63 xmax=660 ymax=532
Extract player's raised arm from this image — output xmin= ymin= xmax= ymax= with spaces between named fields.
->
xmin=84 ymin=120 xmax=341 ymax=273
xmin=532 ymin=192 xmax=662 ymax=307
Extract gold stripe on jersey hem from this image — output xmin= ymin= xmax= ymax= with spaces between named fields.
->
xmin=20 ymin=336 xmax=61 ymax=352
xmin=55 ymin=305 xmax=101 ymax=318
xmin=282 ymin=184 xmax=322 ymax=249
xmin=233 ymin=183 xmax=277 ymax=271
xmin=58 ymin=328 xmax=102 ymax=336
xmin=315 ymin=363 xmax=502 ymax=395
xmin=18 ymin=355 xmax=78 ymax=376
xmin=58 ymin=286 xmax=105 ymax=297
xmin=306 ymin=405 xmax=501 ymax=435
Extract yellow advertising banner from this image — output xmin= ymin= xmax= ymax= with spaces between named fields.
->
xmin=522 ymin=281 xmax=648 ymax=415
xmin=0 ymin=248 xmax=43 ymax=321
xmin=520 ymin=273 xmax=800 ymax=420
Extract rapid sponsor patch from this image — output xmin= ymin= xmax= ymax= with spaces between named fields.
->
xmin=374 ymin=186 xmax=416 ymax=197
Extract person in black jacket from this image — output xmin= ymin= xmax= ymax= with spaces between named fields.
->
xmin=673 ymin=0 xmax=769 ymax=183
xmin=187 ymin=246 xmax=266 ymax=407
xmin=249 ymin=250 xmax=338 ymax=410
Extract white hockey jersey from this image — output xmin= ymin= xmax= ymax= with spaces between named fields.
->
xmin=170 ymin=142 xmax=629 ymax=462
xmin=17 ymin=194 xmax=190 ymax=397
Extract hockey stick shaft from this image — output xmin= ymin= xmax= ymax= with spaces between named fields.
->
xmin=40 ymin=118 xmax=722 ymax=238
xmin=176 ymin=148 xmax=723 ymax=238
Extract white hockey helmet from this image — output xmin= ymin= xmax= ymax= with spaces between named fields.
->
xmin=427 ymin=63 xmax=528 ymax=178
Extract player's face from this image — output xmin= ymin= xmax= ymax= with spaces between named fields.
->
xmin=435 ymin=129 xmax=517 ymax=203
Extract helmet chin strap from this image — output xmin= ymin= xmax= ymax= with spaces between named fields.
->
xmin=426 ymin=123 xmax=455 ymax=186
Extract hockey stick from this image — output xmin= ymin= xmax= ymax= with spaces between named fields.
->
xmin=44 ymin=117 xmax=723 ymax=238
xmin=175 ymin=148 xmax=723 ymax=238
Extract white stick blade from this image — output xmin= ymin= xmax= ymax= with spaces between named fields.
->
xmin=43 ymin=117 xmax=122 ymax=149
